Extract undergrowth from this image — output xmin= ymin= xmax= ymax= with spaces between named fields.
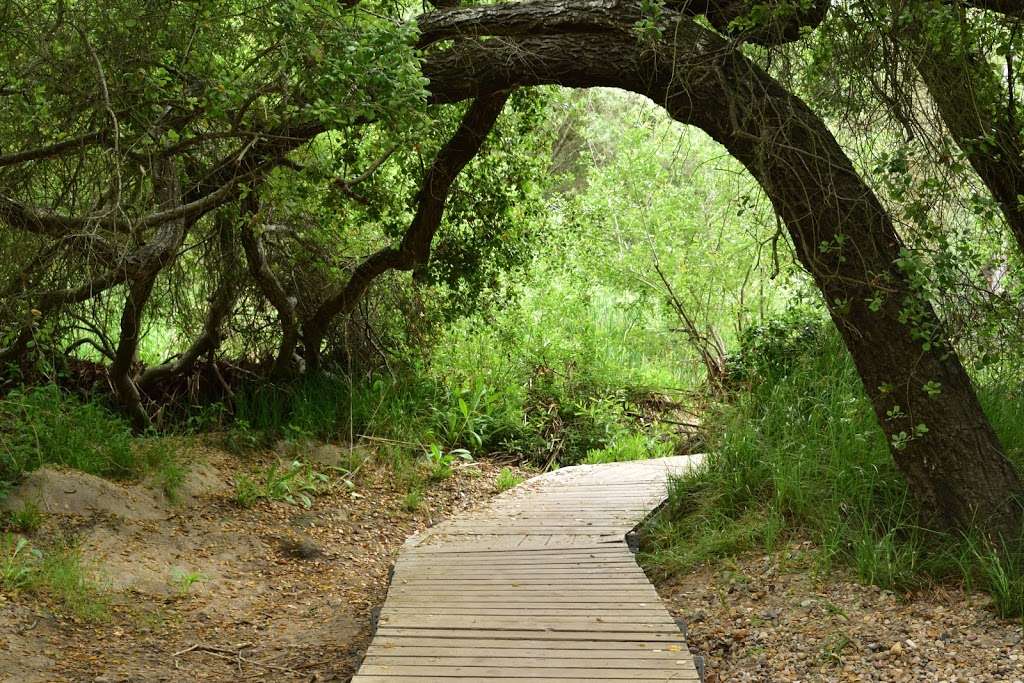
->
xmin=232 ymin=460 xmax=333 ymax=509
xmin=642 ymin=311 xmax=1024 ymax=618
xmin=0 ymin=385 xmax=185 ymax=500
xmin=223 ymin=360 xmax=687 ymax=469
xmin=0 ymin=533 xmax=108 ymax=621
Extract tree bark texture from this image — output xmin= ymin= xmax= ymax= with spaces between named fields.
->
xmin=904 ymin=2 xmax=1024 ymax=256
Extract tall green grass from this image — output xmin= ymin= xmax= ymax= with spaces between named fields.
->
xmin=0 ymin=385 xmax=184 ymax=499
xmin=642 ymin=321 xmax=1024 ymax=618
xmin=0 ymin=385 xmax=136 ymax=483
xmin=226 ymin=280 xmax=697 ymax=466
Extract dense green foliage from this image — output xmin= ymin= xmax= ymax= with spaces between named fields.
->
xmin=3 ymin=0 xmax=1024 ymax=619
xmin=644 ymin=311 xmax=1024 ymax=616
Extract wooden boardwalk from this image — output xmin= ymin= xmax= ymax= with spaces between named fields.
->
xmin=352 ymin=454 xmax=705 ymax=682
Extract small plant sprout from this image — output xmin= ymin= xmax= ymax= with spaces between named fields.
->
xmin=424 ymin=444 xmax=473 ymax=481
xmin=495 ymin=467 xmax=525 ymax=492
xmin=170 ymin=567 xmax=207 ymax=595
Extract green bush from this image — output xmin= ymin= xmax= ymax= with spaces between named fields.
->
xmin=725 ymin=305 xmax=828 ymax=385
xmin=0 ymin=386 xmax=136 ymax=485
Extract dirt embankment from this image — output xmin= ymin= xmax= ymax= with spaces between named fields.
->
xmin=0 ymin=442 xmax=523 ymax=682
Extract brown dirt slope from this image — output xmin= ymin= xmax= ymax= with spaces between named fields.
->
xmin=0 ymin=442 xmax=524 ymax=682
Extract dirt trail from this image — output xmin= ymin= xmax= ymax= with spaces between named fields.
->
xmin=0 ymin=443 xmax=523 ymax=682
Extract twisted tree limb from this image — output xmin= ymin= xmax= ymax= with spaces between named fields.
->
xmin=137 ymin=214 xmax=241 ymax=393
xmin=301 ymin=90 xmax=511 ymax=371
xmin=240 ymin=195 xmax=301 ymax=379
xmin=108 ymin=159 xmax=191 ymax=430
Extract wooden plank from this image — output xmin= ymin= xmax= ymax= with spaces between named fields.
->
xmin=380 ymin=607 xmax=665 ymax=617
xmin=365 ymin=645 xmax=690 ymax=658
xmin=362 ymin=656 xmax=696 ymax=670
xmin=367 ymin=636 xmax=687 ymax=650
xmin=373 ymin=628 xmax=685 ymax=641
xmin=352 ymin=455 xmax=705 ymax=682
xmin=356 ymin=665 xmax=699 ymax=679
xmin=353 ymin=677 xmax=698 ymax=683
xmin=389 ymin=572 xmax=654 ymax=582
xmin=377 ymin=615 xmax=679 ymax=629
xmin=385 ymin=590 xmax=661 ymax=599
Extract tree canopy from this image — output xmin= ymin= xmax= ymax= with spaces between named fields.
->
xmin=3 ymin=0 xmax=1024 ymax=542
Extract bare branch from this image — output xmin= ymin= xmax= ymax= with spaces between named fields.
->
xmin=0 ymin=131 xmax=106 ymax=167
xmin=240 ymin=196 xmax=300 ymax=378
xmin=335 ymin=144 xmax=399 ymax=191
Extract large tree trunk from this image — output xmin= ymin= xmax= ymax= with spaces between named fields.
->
xmin=419 ymin=1 xmax=1024 ymax=535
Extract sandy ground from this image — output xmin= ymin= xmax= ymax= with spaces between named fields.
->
xmin=5 ymin=446 xmax=1023 ymax=683
xmin=0 ymin=442 xmax=524 ymax=682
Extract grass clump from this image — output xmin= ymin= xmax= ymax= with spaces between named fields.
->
xmin=0 ymin=385 xmax=186 ymax=500
xmin=402 ymin=489 xmax=425 ymax=512
xmin=643 ymin=310 xmax=1024 ymax=618
xmin=582 ymin=431 xmax=676 ymax=464
xmin=0 ymin=385 xmax=135 ymax=485
xmin=423 ymin=444 xmax=473 ymax=481
xmin=0 ymin=533 xmax=108 ymax=621
xmin=495 ymin=467 xmax=525 ymax=492
xmin=3 ymin=501 xmax=43 ymax=533
xmin=232 ymin=460 xmax=330 ymax=509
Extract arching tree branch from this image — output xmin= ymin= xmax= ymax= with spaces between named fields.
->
xmin=418 ymin=2 xmax=1023 ymax=535
xmin=302 ymin=90 xmax=511 ymax=370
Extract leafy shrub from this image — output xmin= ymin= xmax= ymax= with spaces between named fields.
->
xmin=0 ymin=386 xmax=135 ymax=485
xmin=232 ymin=460 xmax=330 ymax=509
xmin=726 ymin=305 xmax=828 ymax=385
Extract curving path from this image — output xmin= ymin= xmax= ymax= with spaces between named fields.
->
xmin=352 ymin=454 xmax=705 ymax=682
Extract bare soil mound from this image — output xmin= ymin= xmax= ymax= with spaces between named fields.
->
xmin=0 ymin=443 xmax=524 ymax=682
xmin=2 ymin=468 xmax=167 ymax=521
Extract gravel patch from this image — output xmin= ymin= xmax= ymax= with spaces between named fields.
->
xmin=655 ymin=547 xmax=1024 ymax=682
